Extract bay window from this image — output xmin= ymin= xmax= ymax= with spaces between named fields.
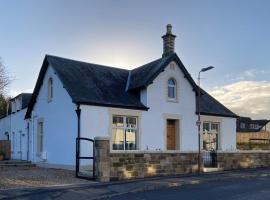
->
xmin=112 ymin=115 xmax=137 ymax=150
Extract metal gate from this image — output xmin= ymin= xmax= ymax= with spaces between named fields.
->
xmin=203 ymin=150 xmax=217 ymax=168
xmin=75 ymin=137 xmax=95 ymax=180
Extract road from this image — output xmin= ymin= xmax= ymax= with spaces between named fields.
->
xmin=103 ymin=176 xmax=270 ymax=200
xmin=1 ymin=169 xmax=270 ymax=200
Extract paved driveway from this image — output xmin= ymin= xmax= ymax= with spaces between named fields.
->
xmin=0 ymin=166 xmax=90 ymax=189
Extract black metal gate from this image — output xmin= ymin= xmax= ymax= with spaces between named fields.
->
xmin=202 ymin=150 xmax=217 ymax=168
xmin=76 ymin=137 xmax=95 ymax=180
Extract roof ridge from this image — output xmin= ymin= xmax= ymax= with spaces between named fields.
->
xmin=46 ymin=54 xmax=130 ymax=72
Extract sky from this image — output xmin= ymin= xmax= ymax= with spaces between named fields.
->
xmin=0 ymin=0 xmax=269 ymax=119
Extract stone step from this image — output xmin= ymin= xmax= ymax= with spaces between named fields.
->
xmin=0 ymin=160 xmax=35 ymax=167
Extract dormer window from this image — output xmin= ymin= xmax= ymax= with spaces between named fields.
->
xmin=48 ymin=77 xmax=53 ymax=102
xmin=168 ymin=78 xmax=176 ymax=100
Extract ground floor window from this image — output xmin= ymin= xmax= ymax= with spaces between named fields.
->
xmin=202 ymin=122 xmax=219 ymax=150
xmin=37 ymin=121 xmax=44 ymax=153
xmin=112 ymin=115 xmax=137 ymax=150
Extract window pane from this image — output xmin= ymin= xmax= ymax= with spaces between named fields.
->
xmin=113 ymin=116 xmax=124 ymax=127
xmin=125 ymin=129 xmax=136 ymax=150
xmin=168 ymin=79 xmax=175 ymax=86
xmin=112 ymin=128 xmax=124 ymax=150
xmin=203 ymin=123 xmax=210 ymax=132
xmin=168 ymin=86 xmax=175 ymax=98
xmin=126 ymin=117 xmax=137 ymax=128
xmin=211 ymin=123 xmax=219 ymax=133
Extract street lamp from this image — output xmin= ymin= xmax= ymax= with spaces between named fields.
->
xmin=197 ymin=66 xmax=214 ymax=174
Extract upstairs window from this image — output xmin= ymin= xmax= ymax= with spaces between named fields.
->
xmin=48 ymin=77 xmax=53 ymax=102
xmin=168 ymin=78 xmax=176 ymax=100
xmin=240 ymin=123 xmax=246 ymax=129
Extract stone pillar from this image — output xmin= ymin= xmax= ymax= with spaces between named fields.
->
xmin=94 ymin=137 xmax=110 ymax=182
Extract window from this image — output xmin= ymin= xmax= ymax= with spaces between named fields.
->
xmin=168 ymin=78 xmax=176 ymax=100
xmin=112 ymin=116 xmax=137 ymax=150
xmin=37 ymin=121 xmax=44 ymax=153
xmin=202 ymin=122 xmax=219 ymax=150
xmin=240 ymin=123 xmax=245 ymax=129
xmin=48 ymin=77 xmax=53 ymax=102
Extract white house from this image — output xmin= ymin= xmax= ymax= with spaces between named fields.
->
xmin=1 ymin=25 xmax=237 ymax=169
xmin=0 ymin=93 xmax=32 ymax=160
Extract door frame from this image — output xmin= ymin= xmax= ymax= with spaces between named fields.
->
xmin=163 ymin=114 xmax=182 ymax=151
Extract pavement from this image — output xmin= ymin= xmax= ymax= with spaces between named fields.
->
xmin=0 ymin=168 xmax=270 ymax=200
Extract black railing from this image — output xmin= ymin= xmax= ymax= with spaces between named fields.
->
xmin=76 ymin=137 xmax=95 ymax=180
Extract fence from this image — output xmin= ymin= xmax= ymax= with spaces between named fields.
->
xmin=0 ymin=140 xmax=11 ymax=160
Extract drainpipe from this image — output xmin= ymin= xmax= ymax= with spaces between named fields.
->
xmin=75 ymin=104 xmax=81 ymax=176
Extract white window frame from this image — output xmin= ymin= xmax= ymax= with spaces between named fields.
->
xmin=48 ymin=77 xmax=53 ymax=102
xmin=111 ymin=115 xmax=138 ymax=151
xmin=167 ymin=78 xmax=177 ymax=101
xmin=202 ymin=121 xmax=220 ymax=150
xmin=37 ymin=119 xmax=44 ymax=154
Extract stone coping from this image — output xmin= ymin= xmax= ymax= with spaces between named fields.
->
xmin=110 ymin=150 xmax=198 ymax=154
xmin=109 ymin=150 xmax=270 ymax=154
xmin=94 ymin=136 xmax=110 ymax=141
xmin=216 ymin=150 xmax=270 ymax=153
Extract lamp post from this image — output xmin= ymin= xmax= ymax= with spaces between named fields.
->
xmin=197 ymin=66 xmax=214 ymax=174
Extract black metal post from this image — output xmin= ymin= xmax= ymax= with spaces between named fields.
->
xmin=197 ymin=71 xmax=201 ymax=174
xmin=75 ymin=105 xmax=81 ymax=177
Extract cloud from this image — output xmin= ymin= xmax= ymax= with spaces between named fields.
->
xmin=209 ymin=81 xmax=270 ymax=119
xmin=225 ymin=69 xmax=270 ymax=82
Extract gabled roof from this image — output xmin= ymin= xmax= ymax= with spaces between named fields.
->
xmin=197 ymin=89 xmax=238 ymax=118
xmin=25 ymin=53 xmax=237 ymax=119
xmin=25 ymin=55 xmax=148 ymax=119
xmin=128 ymin=53 xmax=198 ymax=92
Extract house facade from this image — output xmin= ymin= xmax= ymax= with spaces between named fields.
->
xmin=0 ymin=93 xmax=32 ymax=160
xmin=1 ymin=25 xmax=237 ymax=169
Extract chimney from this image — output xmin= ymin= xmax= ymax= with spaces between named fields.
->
xmin=162 ymin=24 xmax=176 ymax=57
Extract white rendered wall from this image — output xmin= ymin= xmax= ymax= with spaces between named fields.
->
xmin=0 ymin=116 xmax=10 ymax=140
xmin=141 ymin=61 xmax=198 ymax=151
xmin=32 ymin=65 xmax=77 ymax=167
xmin=200 ymin=115 xmax=236 ymax=151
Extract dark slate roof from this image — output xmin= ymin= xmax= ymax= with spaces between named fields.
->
xmin=196 ymin=89 xmax=238 ymax=118
xmin=128 ymin=53 xmax=198 ymax=91
xmin=25 ymin=55 xmax=148 ymax=118
xmin=237 ymin=117 xmax=270 ymax=132
xmin=25 ymin=53 xmax=237 ymax=119
xmin=10 ymin=93 xmax=32 ymax=110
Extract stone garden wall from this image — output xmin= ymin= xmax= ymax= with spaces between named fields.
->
xmin=94 ymin=137 xmax=200 ymax=182
xmin=94 ymin=137 xmax=270 ymax=182
xmin=217 ymin=151 xmax=270 ymax=170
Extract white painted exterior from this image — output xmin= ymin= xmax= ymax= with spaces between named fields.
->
xmin=200 ymin=115 xmax=236 ymax=151
xmin=0 ymin=58 xmax=237 ymax=168
xmin=0 ymin=108 xmax=29 ymax=160
xmin=140 ymin=61 xmax=198 ymax=151
xmin=30 ymin=65 xmax=77 ymax=167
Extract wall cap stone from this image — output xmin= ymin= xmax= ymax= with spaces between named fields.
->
xmin=217 ymin=150 xmax=270 ymax=153
xmin=94 ymin=136 xmax=110 ymax=141
xmin=110 ymin=150 xmax=199 ymax=154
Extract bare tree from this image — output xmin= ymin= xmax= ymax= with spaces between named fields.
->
xmin=0 ymin=58 xmax=11 ymax=117
xmin=0 ymin=58 xmax=10 ymax=96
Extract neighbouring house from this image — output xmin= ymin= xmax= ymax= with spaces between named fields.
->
xmin=0 ymin=93 xmax=32 ymax=160
xmin=0 ymin=25 xmax=237 ymax=169
xmin=237 ymin=116 xmax=270 ymax=150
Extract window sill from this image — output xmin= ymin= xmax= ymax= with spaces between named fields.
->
xmin=167 ymin=98 xmax=178 ymax=103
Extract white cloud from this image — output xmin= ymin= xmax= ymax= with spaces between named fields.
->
xmin=209 ymin=81 xmax=270 ymax=119
xmin=225 ymin=69 xmax=270 ymax=82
